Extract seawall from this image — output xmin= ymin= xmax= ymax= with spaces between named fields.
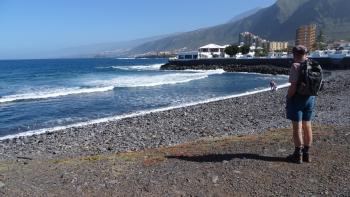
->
xmin=161 ymin=57 xmax=350 ymax=74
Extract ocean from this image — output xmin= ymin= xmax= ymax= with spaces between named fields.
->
xmin=0 ymin=58 xmax=289 ymax=139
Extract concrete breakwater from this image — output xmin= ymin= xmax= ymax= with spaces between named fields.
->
xmin=161 ymin=57 xmax=350 ymax=74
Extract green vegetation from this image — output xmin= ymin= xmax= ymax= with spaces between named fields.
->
xmin=224 ymin=44 xmax=252 ymax=56
xmin=254 ymin=49 xmax=268 ymax=57
xmin=224 ymin=45 xmax=239 ymax=57
xmin=240 ymin=45 xmax=251 ymax=55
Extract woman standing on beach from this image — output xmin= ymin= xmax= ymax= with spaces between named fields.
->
xmin=286 ymin=45 xmax=316 ymax=164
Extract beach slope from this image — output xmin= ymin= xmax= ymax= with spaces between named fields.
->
xmin=0 ymin=70 xmax=349 ymax=196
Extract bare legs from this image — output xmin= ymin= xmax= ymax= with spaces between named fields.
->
xmin=292 ymin=121 xmax=303 ymax=147
xmin=292 ymin=121 xmax=313 ymax=147
xmin=302 ymin=121 xmax=313 ymax=147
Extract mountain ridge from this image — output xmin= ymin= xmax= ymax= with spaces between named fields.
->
xmin=228 ymin=7 xmax=262 ymax=23
xmin=128 ymin=0 xmax=350 ymax=55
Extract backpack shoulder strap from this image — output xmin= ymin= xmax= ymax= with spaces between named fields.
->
xmin=308 ymin=59 xmax=322 ymax=68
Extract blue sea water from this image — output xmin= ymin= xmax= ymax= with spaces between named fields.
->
xmin=0 ymin=58 xmax=288 ymax=138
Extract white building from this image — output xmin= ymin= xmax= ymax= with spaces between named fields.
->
xmin=267 ymin=51 xmax=290 ymax=58
xmin=330 ymin=50 xmax=350 ymax=58
xmin=176 ymin=51 xmax=198 ymax=60
xmin=198 ymin=44 xmax=226 ymax=59
xmin=236 ymin=52 xmax=256 ymax=59
xmin=339 ymin=42 xmax=350 ymax=50
xmin=309 ymin=49 xmax=350 ymax=58
xmin=309 ymin=50 xmax=336 ymax=58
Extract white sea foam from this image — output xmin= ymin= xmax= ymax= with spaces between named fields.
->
xmin=0 ymin=69 xmax=225 ymax=104
xmin=0 ymin=86 xmax=115 ymax=103
xmin=111 ymin=63 xmax=163 ymax=71
xmin=233 ymin=71 xmax=289 ymax=79
xmin=115 ymin=57 xmax=136 ymax=60
xmin=96 ymin=63 xmax=163 ymax=71
xmin=0 ymin=83 xmax=291 ymax=141
xmin=88 ymin=69 xmax=225 ymax=88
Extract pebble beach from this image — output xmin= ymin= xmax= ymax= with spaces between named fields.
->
xmin=0 ymin=69 xmax=348 ymax=160
xmin=0 ymin=69 xmax=349 ymax=196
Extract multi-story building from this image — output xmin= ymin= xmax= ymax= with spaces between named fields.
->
xmin=295 ymin=24 xmax=317 ymax=51
xmin=268 ymin=41 xmax=289 ymax=51
xmin=239 ymin=32 xmax=268 ymax=48
xmin=239 ymin=32 xmax=254 ymax=46
xmin=239 ymin=32 xmax=289 ymax=52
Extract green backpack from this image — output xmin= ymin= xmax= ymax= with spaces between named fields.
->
xmin=296 ymin=59 xmax=323 ymax=96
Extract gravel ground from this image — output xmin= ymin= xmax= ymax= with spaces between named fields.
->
xmin=0 ymin=70 xmax=349 ymax=196
xmin=0 ymin=70 xmax=349 ymax=160
xmin=0 ymin=123 xmax=349 ymax=196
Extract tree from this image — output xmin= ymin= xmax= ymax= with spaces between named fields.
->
xmin=224 ymin=45 xmax=239 ymax=57
xmin=254 ymin=49 xmax=268 ymax=57
xmin=240 ymin=45 xmax=250 ymax=55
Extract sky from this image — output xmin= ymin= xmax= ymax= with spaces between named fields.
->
xmin=0 ymin=0 xmax=276 ymax=59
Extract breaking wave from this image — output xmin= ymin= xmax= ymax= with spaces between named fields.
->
xmin=0 ymin=69 xmax=225 ymax=103
xmin=111 ymin=63 xmax=163 ymax=71
xmin=0 ymin=83 xmax=291 ymax=141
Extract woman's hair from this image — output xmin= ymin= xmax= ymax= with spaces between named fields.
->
xmin=293 ymin=45 xmax=308 ymax=55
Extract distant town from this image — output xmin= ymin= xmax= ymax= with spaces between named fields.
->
xmin=138 ymin=24 xmax=350 ymax=60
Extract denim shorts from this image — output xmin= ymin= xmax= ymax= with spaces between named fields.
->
xmin=286 ymin=95 xmax=316 ymax=122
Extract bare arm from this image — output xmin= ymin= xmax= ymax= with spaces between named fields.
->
xmin=288 ymin=63 xmax=300 ymax=98
xmin=287 ymin=82 xmax=297 ymax=98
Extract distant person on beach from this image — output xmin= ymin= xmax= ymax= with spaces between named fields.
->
xmin=286 ymin=45 xmax=321 ymax=164
xmin=270 ymin=80 xmax=277 ymax=91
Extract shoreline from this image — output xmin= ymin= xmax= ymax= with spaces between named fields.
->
xmin=0 ymin=82 xmax=291 ymax=141
xmin=0 ymin=70 xmax=349 ymax=161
